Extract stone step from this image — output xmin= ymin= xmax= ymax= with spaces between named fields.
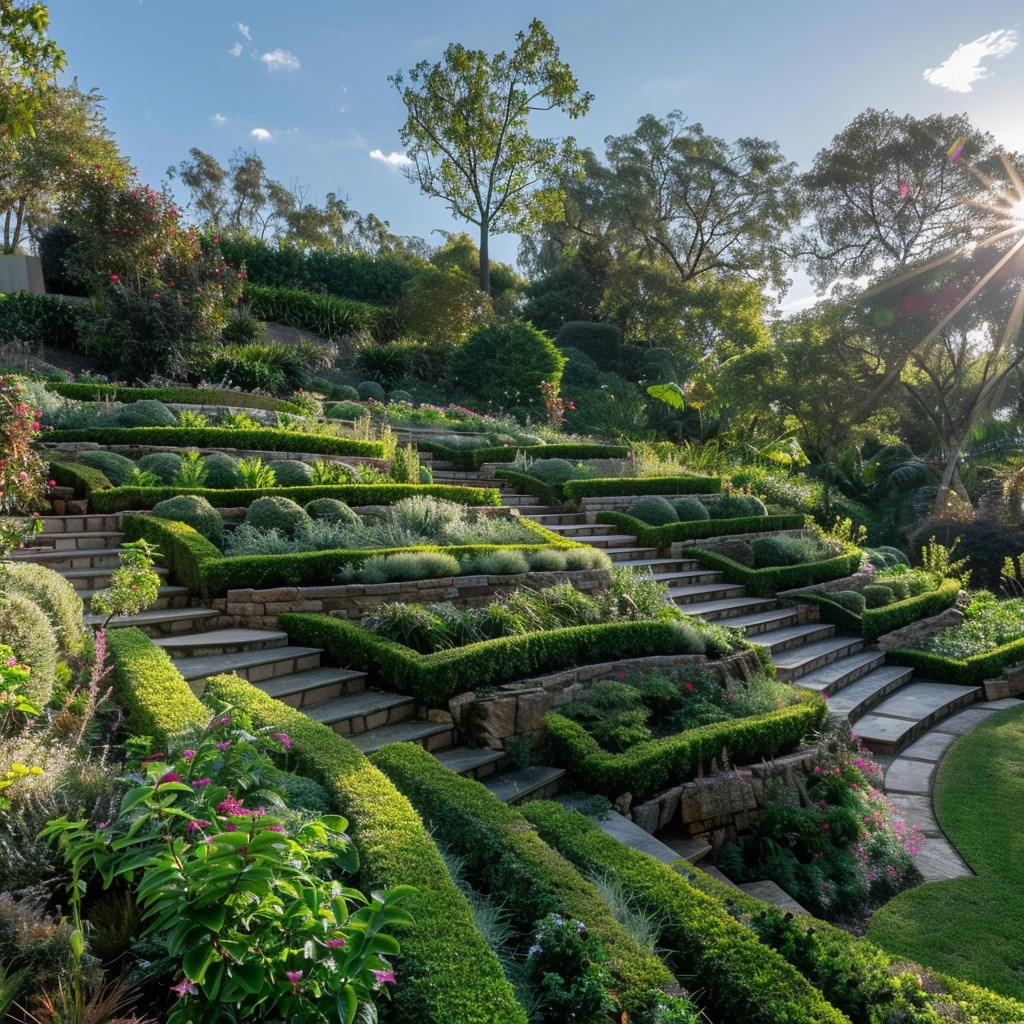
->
xmin=60 ymin=564 xmax=170 ymax=592
xmin=537 ymin=522 xmax=621 ymax=538
xmin=754 ymin=622 xmax=838 ymax=656
xmin=434 ymin=746 xmax=506 ymax=780
xmin=849 ymin=681 xmax=982 ymax=756
xmin=574 ymin=532 xmax=639 ymax=550
xmin=484 ymin=765 xmax=566 ymax=804
xmin=820 ymin=664 xmax=917 ymax=721
xmin=78 ymin=584 xmax=189 ymax=611
xmin=792 ymin=649 xmax=891 ymax=696
xmin=26 ymin=530 xmax=124 ymax=552
xmin=255 ymin=666 xmax=367 ymax=707
xmin=84 ymin=605 xmax=222 ymax=636
xmin=668 ymin=581 xmax=748 ymax=606
xmin=509 ymin=504 xmax=564 ymax=517
xmin=6 ymin=546 xmax=124 ymax=571
xmin=347 ymin=719 xmax=457 ymax=755
xmin=648 ymin=568 xmax=729 ymax=588
xmin=722 ymin=606 xmax=801 ymax=637
xmin=154 ymin=628 xmax=289 ymax=657
xmin=767 ymin=635 xmax=866 ymax=683
xmin=680 ymin=595 xmax=780 ymax=621
xmin=617 ymin=557 xmax=700 ymax=574
xmin=603 ymin=546 xmax=661 ymax=563
xmin=526 ymin=512 xmax=588 ymax=527
xmin=302 ymin=689 xmax=415 ymax=735
xmin=167 ymin=644 xmax=324 ymax=685
xmin=35 ymin=513 xmax=122 ymax=534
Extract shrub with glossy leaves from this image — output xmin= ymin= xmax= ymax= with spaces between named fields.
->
xmin=151 ymin=494 xmax=225 ymax=546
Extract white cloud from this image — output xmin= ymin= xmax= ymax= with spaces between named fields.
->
xmin=924 ymin=29 xmax=1017 ymax=92
xmin=251 ymin=128 xmax=272 ymax=142
xmin=237 ymin=22 xmax=251 ymax=40
xmin=261 ymin=48 xmax=300 ymax=72
xmin=369 ymin=149 xmax=412 ymax=169
xmin=210 ymin=113 xmax=228 ymax=125
xmin=229 ymin=41 xmax=242 ymax=58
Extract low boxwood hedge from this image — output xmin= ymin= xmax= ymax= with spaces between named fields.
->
xmin=370 ymin=742 xmax=674 ymax=1019
xmin=493 ymin=468 xmax=561 ymax=505
xmin=202 ymin=676 xmax=526 ymax=1024
xmin=44 ymin=382 xmax=305 ymax=414
xmin=887 ymin=636 xmax=1024 ymax=686
xmin=413 ymin=440 xmax=475 ymax=471
xmin=563 ymin=475 xmax=722 ymax=501
xmin=792 ymin=579 xmax=962 ymax=643
xmin=44 ymin=426 xmax=389 ymax=457
xmin=47 ymin=459 xmax=112 ymax=497
xmin=521 ymin=801 xmax=851 ymax=1024
xmin=544 ymin=697 xmax=827 ymax=802
xmin=683 ymin=547 xmax=863 ymax=598
xmin=597 ymin=511 xmax=806 ymax=552
xmin=471 ymin=443 xmax=629 ymax=469
xmin=91 ymin=482 xmax=502 ymax=513
xmin=121 ymin=514 xmax=572 ymax=598
xmin=280 ymin=614 xmax=682 ymax=706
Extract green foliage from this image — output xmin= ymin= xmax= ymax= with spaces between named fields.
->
xmin=115 ymin=399 xmax=177 ymax=427
xmin=236 ymin=455 xmax=277 ymax=489
xmin=684 ymin=546 xmax=863 ymax=598
xmin=136 ymin=450 xmax=183 ymax=484
xmin=74 ymin=449 xmax=136 ymax=486
xmin=243 ymin=283 xmax=385 ymax=341
xmin=172 ymin=448 xmax=210 ymax=488
xmin=861 ymin=583 xmax=895 ymax=608
xmin=527 ymin=458 xmax=582 ymax=484
xmin=559 ymin=681 xmax=652 ymax=752
xmin=0 ymin=592 xmax=58 ymax=703
xmin=202 ymin=450 xmax=241 ymax=488
xmin=266 ymin=459 xmax=314 ymax=486
xmin=626 ymin=495 xmax=679 ymax=526
xmin=0 ymin=561 xmax=86 ymax=659
xmin=150 ymin=493 xmax=225 ymax=546
xmin=245 ymin=496 xmax=311 ymax=539
xmin=555 ymin=321 xmax=624 ymax=371
xmin=305 ymin=498 xmax=360 ymax=526
xmin=327 ymin=400 xmax=368 ymax=420
xmin=709 ymin=492 xmax=767 ymax=519
xmin=88 ymin=539 xmax=163 ymax=626
xmin=0 ymin=292 xmax=79 ymax=347
xmin=563 ymin=475 xmax=721 ymax=501
xmin=451 ymin=321 xmax=566 ymax=417
xmin=671 ymin=497 xmax=709 ymax=521
xmin=357 ymin=380 xmax=386 ymax=402
xmin=45 ymin=381 xmax=305 ymax=414
xmin=750 ymin=535 xmax=838 ymax=568
xmin=469 ymin=443 xmax=628 ymax=469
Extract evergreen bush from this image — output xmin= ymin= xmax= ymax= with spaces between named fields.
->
xmin=114 ymin=400 xmax=177 ymax=428
xmin=304 ymin=497 xmax=360 ymax=526
xmin=672 ymin=497 xmax=710 ymax=521
xmin=751 ymin=535 xmax=813 ymax=567
xmin=1 ymin=562 xmax=87 ymax=660
xmin=626 ymin=496 xmax=679 ymax=526
xmin=862 ymin=584 xmax=896 ymax=608
xmin=528 ymin=458 xmax=581 ymax=485
xmin=0 ymin=593 xmax=58 ymax=703
xmin=75 ymin=449 xmax=137 ymax=487
xmin=136 ymin=451 xmax=183 ymax=484
xmin=266 ymin=459 xmax=314 ymax=486
xmin=150 ymin=494 xmax=225 ymax=546
xmin=244 ymin=496 xmax=311 ymax=538
xmin=357 ymin=380 xmax=386 ymax=402
xmin=202 ymin=451 xmax=241 ymax=488
xmin=709 ymin=493 xmax=767 ymax=519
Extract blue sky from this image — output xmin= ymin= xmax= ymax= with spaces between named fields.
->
xmin=43 ymin=1 xmax=1024 ymax=307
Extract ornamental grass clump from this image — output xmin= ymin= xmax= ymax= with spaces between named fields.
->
xmin=42 ymin=711 xmax=412 ymax=1024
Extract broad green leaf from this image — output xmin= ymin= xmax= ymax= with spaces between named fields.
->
xmin=646 ymin=382 xmax=686 ymax=410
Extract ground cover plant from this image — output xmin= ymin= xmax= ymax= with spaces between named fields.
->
xmin=866 ymin=702 xmax=1024 ymax=1001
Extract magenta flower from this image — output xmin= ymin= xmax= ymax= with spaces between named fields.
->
xmin=191 ymin=777 xmax=211 ymax=788
xmin=285 ymin=970 xmax=303 ymax=993
xmin=158 ymin=771 xmax=182 ymax=784
xmin=170 ymin=977 xmax=198 ymax=998
xmin=181 ymin=749 xmax=196 ymax=760
xmin=372 ymin=969 xmax=396 ymax=985
xmin=325 ymin=938 xmax=347 ymax=948
xmin=273 ymin=732 xmax=291 ymax=750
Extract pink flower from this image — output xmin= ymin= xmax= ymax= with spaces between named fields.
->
xmin=372 ymin=969 xmax=395 ymax=985
xmin=273 ymin=733 xmax=291 ymax=750
xmin=191 ymin=777 xmax=211 ymax=788
xmin=285 ymin=970 xmax=303 ymax=993
xmin=158 ymin=771 xmax=182 ymax=784
xmin=170 ymin=977 xmax=198 ymax=998
xmin=325 ymin=938 xmax=347 ymax=948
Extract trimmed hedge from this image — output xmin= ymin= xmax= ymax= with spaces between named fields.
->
xmin=44 ymin=426 xmax=389 ymax=457
xmin=44 ymin=382 xmax=304 ymax=414
xmin=201 ymin=676 xmax=526 ymax=1024
xmin=105 ymin=626 xmax=209 ymax=744
xmin=414 ymin=439 xmax=475 ymax=471
xmin=792 ymin=579 xmax=962 ymax=643
xmin=47 ymin=459 xmax=112 ymax=497
xmin=280 ymin=614 xmax=682 ymax=706
xmin=544 ymin=698 xmax=827 ymax=802
xmin=370 ymin=742 xmax=674 ymax=1019
xmin=887 ymin=636 xmax=1024 ymax=686
xmin=493 ymin=468 xmax=561 ymax=505
xmin=470 ymin=443 xmax=629 ymax=469
xmin=563 ymin=476 xmax=722 ymax=501
xmin=243 ymin=282 xmax=390 ymax=341
xmin=597 ymin=511 xmax=806 ymax=552
xmin=520 ymin=801 xmax=851 ymax=1024
xmin=683 ymin=547 xmax=863 ymax=598
xmin=91 ymin=483 xmax=502 ymax=514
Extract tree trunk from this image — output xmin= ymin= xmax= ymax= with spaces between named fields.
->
xmin=478 ymin=217 xmax=491 ymax=295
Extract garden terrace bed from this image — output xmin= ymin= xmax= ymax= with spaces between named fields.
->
xmin=103 ymin=629 xmax=522 ymax=1024
xmin=491 ymin=470 xmax=722 ymax=506
xmin=790 ymin=578 xmax=963 ymax=642
xmin=520 ymin=801 xmax=850 ymax=1024
xmin=369 ymin=742 xmax=676 ymax=1021
xmin=681 ymin=547 xmax=863 ymax=598
xmin=470 ymin=442 xmax=630 ymax=469
xmin=44 ymin=426 xmax=390 ymax=457
xmin=279 ymin=613 xmax=684 ymax=707
xmin=544 ymin=696 xmax=828 ymax=803
xmin=43 ymin=381 xmax=307 ymax=414
xmin=215 ymin=567 xmax=613 ymax=630
xmin=94 ymin=482 xmax=501 ymax=513
xmin=598 ymin=511 xmax=806 ymax=551
xmin=887 ymin=636 xmax=1024 ymax=686
xmin=121 ymin=514 xmax=573 ymax=599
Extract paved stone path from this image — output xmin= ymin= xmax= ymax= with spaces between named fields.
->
xmin=877 ymin=697 xmax=1022 ymax=882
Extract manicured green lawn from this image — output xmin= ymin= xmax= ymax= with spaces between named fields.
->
xmin=867 ymin=702 xmax=1024 ymax=1000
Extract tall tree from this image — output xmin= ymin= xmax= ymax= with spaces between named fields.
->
xmin=390 ymin=19 xmax=592 ymax=294
xmin=800 ymin=108 xmax=1004 ymax=290
xmin=0 ymin=1 xmax=64 ymax=139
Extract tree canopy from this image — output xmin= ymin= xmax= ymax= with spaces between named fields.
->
xmin=0 ymin=1 xmax=65 ymax=139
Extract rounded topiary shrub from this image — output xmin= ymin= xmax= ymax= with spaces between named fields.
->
xmin=331 ymin=384 xmax=360 ymax=401
xmin=245 ymin=496 xmax=311 ymax=539
xmin=751 ymin=535 xmax=811 ymax=568
xmin=151 ymin=494 xmax=225 ymax=545
xmin=326 ymin=400 xmax=368 ymax=421
xmin=885 ymin=579 xmax=910 ymax=601
xmin=529 ymin=459 xmax=580 ymax=485
xmin=709 ymin=494 xmax=767 ymax=519
xmin=451 ymin=321 xmax=565 ymax=416
xmin=707 ymin=539 xmax=755 ymax=567
xmin=418 ymin=465 xmax=433 ymax=484
xmin=115 ymin=400 xmax=177 ymax=428
xmin=356 ymin=381 xmax=386 ymax=403
xmin=831 ymin=590 xmax=867 ymax=615
xmin=626 ymin=495 xmax=679 ymax=526
xmin=305 ymin=498 xmax=360 ymax=526
xmin=377 ymin=551 xmax=461 ymax=582
xmin=672 ymin=497 xmax=710 ymax=522
xmin=865 ymin=545 xmax=909 ymax=569
xmin=76 ymin=450 xmax=138 ymax=487
xmin=136 ymin=451 xmax=183 ymax=484
xmin=862 ymin=584 xmax=896 ymax=609
xmin=202 ymin=451 xmax=241 ymax=489
xmin=525 ymin=548 xmax=569 ymax=572
xmin=0 ymin=593 xmax=58 ymax=703
xmin=388 ymin=390 xmax=414 ymax=404
xmin=2 ymin=562 xmax=87 ymax=660
xmin=267 ymin=459 xmax=313 ymax=487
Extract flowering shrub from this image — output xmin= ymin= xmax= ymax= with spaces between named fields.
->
xmin=0 ymin=374 xmax=50 ymax=517
xmin=42 ymin=711 xmax=412 ymax=1024
xmin=540 ymin=379 xmax=574 ymax=426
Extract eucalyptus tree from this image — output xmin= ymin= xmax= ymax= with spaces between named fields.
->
xmin=390 ymin=19 xmax=592 ymax=294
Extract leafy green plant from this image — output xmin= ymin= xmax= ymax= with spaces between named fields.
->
xmin=236 ymin=455 xmax=277 ymax=489
xmin=89 ymin=540 xmax=162 ymax=628
xmin=171 ymin=449 xmax=210 ymax=488
xmin=176 ymin=409 xmax=209 ymax=429
xmin=920 ymin=534 xmax=971 ymax=586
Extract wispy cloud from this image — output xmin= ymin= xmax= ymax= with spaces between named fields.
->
xmin=261 ymin=48 xmax=300 ymax=73
xmin=924 ymin=29 xmax=1017 ymax=92
xmin=369 ymin=149 xmax=411 ymax=169
xmin=251 ymin=128 xmax=272 ymax=142
xmin=237 ymin=22 xmax=251 ymax=40
xmin=210 ymin=113 xmax=228 ymax=125
xmin=229 ymin=41 xmax=242 ymax=58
